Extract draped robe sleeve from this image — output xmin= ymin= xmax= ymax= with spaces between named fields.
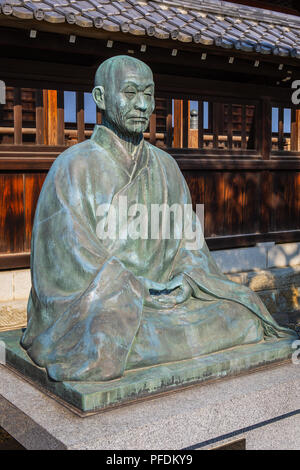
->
xmin=169 ymin=174 xmax=297 ymax=339
xmin=21 ymin=139 xmax=146 ymax=382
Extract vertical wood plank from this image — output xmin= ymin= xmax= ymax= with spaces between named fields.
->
xmin=296 ymin=109 xmax=300 ymax=151
xmin=247 ymin=105 xmax=256 ymax=150
xmin=294 ymin=171 xmax=300 ymax=230
xmin=42 ymin=90 xmax=48 ymax=145
xmin=291 ymin=108 xmax=300 ymax=151
xmin=96 ymin=108 xmax=102 ymax=125
xmin=24 ymin=173 xmax=46 ymax=251
xmin=35 ymin=89 xmax=44 ymax=145
xmin=212 ymin=102 xmax=219 ymax=149
xmin=57 ymin=90 xmax=65 ymax=146
xmin=182 ymin=100 xmax=189 ymax=148
xmin=261 ymin=170 xmax=272 ymax=234
xmin=182 ymin=170 xmax=207 ymax=232
xmin=76 ymin=91 xmax=85 ymax=143
xmin=13 ymin=87 xmax=22 ymax=145
xmin=241 ymin=105 xmax=247 ymax=149
xmin=217 ymin=103 xmax=224 ymax=135
xmin=0 ymin=174 xmax=24 ymax=254
xmin=243 ymin=172 xmax=261 ymax=234
xmin=149 ymin=111 xmax=156 ymax=145
xmin=224 ymin=172 xmax=244 ymax=235
xmin=271 ymin=171 xmax=300 ymax=232
xmin=173 ymin=99 xmax=183 ymax=148
xmin=198 ymin=100 xmax=203 ymax=149
xmin=278 ymin=106 xmax=284 ymax=151
xmin=205 ymin=172 xmax=225 ymax=237
xmin=47 ymin=90 xmax=58 ymax=146
xmin=259 ymin=98 xmax=271 ymax=159
xmin=166 ymin=99 xmax=172 ymax=148
xmin=227 ymin=103 xmax=233 ymax=150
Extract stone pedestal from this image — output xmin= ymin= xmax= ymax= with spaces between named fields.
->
xmin=0 ymin=329 xmax=297 ymax=414
xmin=0 ymin=361 xmax=299 ymax=450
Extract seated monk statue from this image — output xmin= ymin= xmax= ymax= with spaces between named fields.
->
xmin=21 ymin=55 xmax=297 ymax=382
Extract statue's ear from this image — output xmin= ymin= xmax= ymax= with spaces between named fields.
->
xmin=92 ymin=86 xmax=105 ymax=111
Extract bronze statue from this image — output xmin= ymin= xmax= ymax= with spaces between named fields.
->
xmin=21 ymin=56 xmax=297 ymax=382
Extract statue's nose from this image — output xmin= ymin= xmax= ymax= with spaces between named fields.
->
xmin=134 ymin=95 xmax=147 ymax=112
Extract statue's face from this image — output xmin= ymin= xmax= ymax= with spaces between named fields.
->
xmin=104 ymin=63 xmax=155 ymax=135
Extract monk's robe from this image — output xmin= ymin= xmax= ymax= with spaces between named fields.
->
xmin=21 ymin=125 xmax=297 ymax=381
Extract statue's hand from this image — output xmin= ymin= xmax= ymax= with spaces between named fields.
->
xmin=138 ymin=276 xmax=172 ymax=309
xmin=141 ymin=274 xmax=193 ymax=309
xmin=165 ymin=274 xmax=186 ymax=291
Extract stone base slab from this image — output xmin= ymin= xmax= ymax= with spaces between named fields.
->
xmin=0 ymin=360 xmax=299 ymax=449
xmin=0 ymin=329 xmax=296 ymax=415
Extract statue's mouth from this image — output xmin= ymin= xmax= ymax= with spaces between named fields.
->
xmin=128 ymin=117 xmax=148 ymax=121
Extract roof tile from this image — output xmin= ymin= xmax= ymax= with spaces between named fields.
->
xmin=12 ymin=5 xmax=33 ymax=17
xmin=102 ymin=18 xmax=120 ymax=31
xmin=0 ymin=0 xmax=299 ymax=59
xmin=44 ymin=9 xmax=65 ymax=21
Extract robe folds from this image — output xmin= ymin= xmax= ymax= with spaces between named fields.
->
xmin=21 ymin=125 xmax=297 ymax=382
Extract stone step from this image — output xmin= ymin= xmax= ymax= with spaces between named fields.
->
xmin=0 ymin=300 xmax=27 ymax=333
xmin=228 ymin=266 xmax=300 ymax=330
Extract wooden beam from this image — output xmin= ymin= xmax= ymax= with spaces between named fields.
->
xmin=76 ymin=91 xmax=85 ymax=143
xmin=96 ymin=109 xmax=102 ymax=125
xmin=2 ymin=54 xmax=296 ymax=102
xmin=241 ymin=105 xmax=247 ymax=149
xmin=1 ymin=153 xmax=300 ymax=171
xmin=260 ymin=170 xmax=272 ymax=234
xmin=42 ymin=90 xmax=58 ymax=145
xmin=57 ymin=90 xmax=65 ymax=146
xmin=0 ymin=252 xmax=30 ymax=270
xmin=227 ymin=103 xmax=233 ymax=150
xmin=149 ymin=112 xmax=157 ymax=145
xmin=35 ymin=89 xmax=44 ymax=145
xmin=166 ymin=99 xmax=172 ymax=148
xmin=207 ymin=230 xmax=300 ymax=251
xmin=174 ymin=158 xmax=300 ymax=170
xmin=13 ymin=87 xmax=22 ymax=145
xmin=47 ymin=90 xmax=58 ymax=146
xmin=291 ymin=108 xmax=300 ymax=151
xmin=42 ymin=90 xmax=48 ymax=144
xmin=182 ymin=100 xmax=189 ymax=148
xmin=1 ymin=22 xmax=299 ymax=70
xmin=198 ymin=100 xmax=203 ymax=149
xmin=155 ymin=75 xmax=294 ymax=103
xmin=173 ymin=100 xmax=183 ymax=148
xmin=259 ymin=98 xmax=272 ymax=159
xmin=212 ymin=102 xmax=219 ymax=149
xmin=278 ymin=106 xmax=284 ymax=151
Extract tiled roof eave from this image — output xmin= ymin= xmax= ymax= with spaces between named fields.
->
xmin=0 ymin=0 xmax=300 ymax=60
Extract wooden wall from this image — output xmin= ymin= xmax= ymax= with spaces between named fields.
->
xmin=0 ymin=170 xmax=46 ymax=267
xmin=1 ymin=158 xmax=300 ymax=269
xmin=183 ymin=169 xmax=300 ymax=248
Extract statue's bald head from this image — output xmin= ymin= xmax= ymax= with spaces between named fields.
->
xmin=93 ymin=55 xmax=155 ymax=136
xmin=94 ymin=55 xmax=153 ymax=89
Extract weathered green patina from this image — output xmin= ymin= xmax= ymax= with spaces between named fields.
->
xmin=0 ymin=329 xmax=296 ymax=414
xmin=16 ymin=55 xmax=297 ymax=385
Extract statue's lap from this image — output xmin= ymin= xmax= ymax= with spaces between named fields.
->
xmin=126 ymin=298 xmax=264 ymax=370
